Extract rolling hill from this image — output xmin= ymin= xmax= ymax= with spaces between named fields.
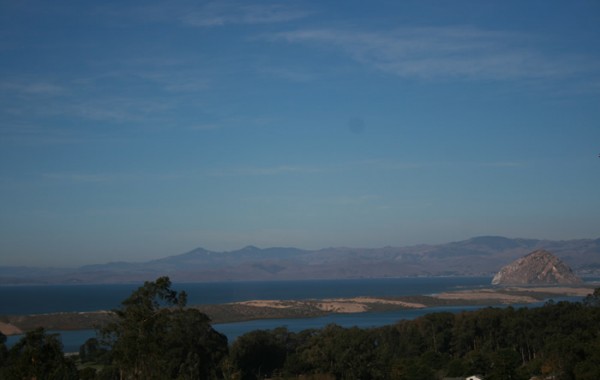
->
xmin=2 ymin=236 xmax=599 ymax=284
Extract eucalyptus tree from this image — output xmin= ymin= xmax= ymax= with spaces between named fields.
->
xmin=101 ymin=276 xmax=228 ymax=380
xmin=0 ymin=332 xmax=6 ymax=364
xmin=0 ymin=327 xmax=77 ymax=379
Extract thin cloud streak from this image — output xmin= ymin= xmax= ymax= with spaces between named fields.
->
xmin=209 ymin=159 xmax=524 ymax=178
xmin=331 ymin=194 xmax=379 ymax=206
xmin=359 ymin=159 xmax=525 ymax=170
xmin=93 ymin=1 xmax=310 ymax=29
xmin=181 ymin=1 xmax=311 ymax=27
xmin=38 ymin=160 xmax=524 ymax=186
xmin=476 ymin=161 xmax=523 ymax=168
xmin=211 ymin=165 xmax=326 ymax=177
xmin=273 ymin=26 xmax=597 ymax=81
xmin=0 ymin=125 xmax=92 ymax=146
xmin=42 ymin=173 xmax=119 ymax=183
xmin=42 ymin=171 xmax=192 ymax=184
xmin=258 ymin=66 xmax=316 ymax=82
xmin=0 ymin=81 xmax=66 ymax=96
xmin=50 ymin=98 xmax=175 ymax=124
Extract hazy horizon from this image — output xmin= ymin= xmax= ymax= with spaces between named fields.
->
xmin=2 ymin=235 xmax=599 ymax=270
xmin=2 ymin=1 xmax=600 ymax=267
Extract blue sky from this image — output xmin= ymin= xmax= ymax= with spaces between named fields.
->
xmin=1 ymin=1 xmax=599 ymax=266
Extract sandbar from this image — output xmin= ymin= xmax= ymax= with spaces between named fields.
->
xmin=2 ymin=284 xmax=596 ymax=335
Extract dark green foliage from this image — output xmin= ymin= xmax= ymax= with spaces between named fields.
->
xmin=78 ymin=366 xmax=98 ymax=380
xmin=294 ymin=325 xmax=380 ymax=380
xmin=583 ymin=287 xmax=600 ymax=306
xmin=79 ymin=337 xmax=110 ymax=364
xmin=0 ymin=331 xmax=7 ymax=366
xmin=0 ymin=327 xmax=78 ymax=379
xmin=229 ymin=329 xmax=287 ymax=380
xmin=390 ymin=357 xmax=435 ymax=380
xmin=227 ymin=288 xmax=600 ymax=380
xmin=487 ymin=348 xmax=523 ymax=380
xmin=100 ymin=276 xmax=228 ymax=379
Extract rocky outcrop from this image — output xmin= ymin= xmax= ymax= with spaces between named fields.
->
xmin=492 ymin=249 xmax=582 ymax=285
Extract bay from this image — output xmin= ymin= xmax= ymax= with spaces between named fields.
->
xmin=0 ymin=277 xmax=492 ymax=315
xmin=5 ymin=305 xmax=487 ymax=353
xmin=3 ymin=300 xmax=576 ymax=353
xmin=3 ymin=277 xmax=588 ymax=353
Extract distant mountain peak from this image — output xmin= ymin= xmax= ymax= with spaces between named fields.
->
xmin=3 ymin=237 xmax=598 ymax=284
xmin=491 ymin=249 xmax=582 ymax=285
xmin=186 ymin=247 xmax=212 ymax=255
xmin=462 ymin=236 xmax=524 ymax=250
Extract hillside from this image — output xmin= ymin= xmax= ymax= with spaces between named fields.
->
xmin=1 ymin=236 xmax=599 ymax=284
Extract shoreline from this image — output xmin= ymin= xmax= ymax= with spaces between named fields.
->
xmin=1 ymin=285 xmax=596 ymax=336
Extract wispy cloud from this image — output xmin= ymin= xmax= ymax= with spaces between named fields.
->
xmin=93 ymin=1 xmax=310 ymax=29
xmin=189 ymin=123 xmax=221 ymax=131
xmin=42 ymin=171 xmax=191 ymax=184
xmin=0 ymin=123 xmax=92 ymax=145
xmin=43 ymin=172 xmax=119 ymax=183
xmin=258 ymin=66 xmax=316 ymax=82
xmin=0 ymin=75 xmax=177 ymax=125
xmin=132 ymin=69 xmax=212 ymax=93
xmin=331 ymin=194 xmax=378 ymax=206
xmin=272 ymin=26 xmax=597 ymax=81
xmin=181 ymin=1 xmax=310 ymax=27
xmin=54 ymin=97 xmax=173 ymax=124
xmin=210 ymin=159 xmax=524 ymax=178
xmin=211 ymin=164 xmax=326 ymax=177
xmin=476 ymin=161 xmax=523 ymax=168
xmin=359 ymin=159 xmax=525 ymax=170
xmin=356 ymin=159 xmax=430 ymax=170
xmin=0 ymin=81 xmax=66 ymax=96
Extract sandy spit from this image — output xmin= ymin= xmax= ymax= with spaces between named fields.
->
xmin=435 ymin=289 xmax=538 ymax=304
xmin=234 ymin=297 xmax=425 ymax=314
xmin=506 ymin=286 xmax=596 ymax=296
xmin=345 ymin=297 xmax=426 ymax=309
xmin=434 ymin=286 xmax=596 ymax=304
xmin=0 ymin=321 xmax=23 ymax=336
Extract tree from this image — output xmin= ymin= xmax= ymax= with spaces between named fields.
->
xmin=488 ymin=348 xmax=523 ymax=380
xmin=583 ymin=287 xmax=600 ymax=307
xmin=0 ymin=331 xmax=7 ymax=371
xmin=79 ymin=337 xmax=111 ymax=364
xmin=390 ymin=357 xmax=434 ymax=380
xmin=101 ymin=276 xmax=228 ymax=379
xmin=229 ymin=329 xmax=287 ymax=380
xmin=0 ymin=327 xmax=77 ymax=379
xmin=287 ymin=324 xmax=381 ymax=380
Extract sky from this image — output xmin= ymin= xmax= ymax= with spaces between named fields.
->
xmin=1 ymin=1 xmax=599 ymax=267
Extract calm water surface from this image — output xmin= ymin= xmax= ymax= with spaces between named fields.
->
xmin=3 ymin=277 xmax=590 ymax=352
xmin=5 ymin=305 xmax=487 ymax=352
xmin=0 ymin=277 xmax=492 ymax=315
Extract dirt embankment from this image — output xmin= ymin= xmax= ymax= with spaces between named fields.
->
xmin=0 ymin=311 xmax=116 ymax=336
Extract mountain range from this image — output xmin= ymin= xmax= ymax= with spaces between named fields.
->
xmin=2 ymin=236 xmax=599 ymax=284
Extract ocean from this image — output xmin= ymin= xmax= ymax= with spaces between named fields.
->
xmin=1 ymin=277 xmax=585 ymax=352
